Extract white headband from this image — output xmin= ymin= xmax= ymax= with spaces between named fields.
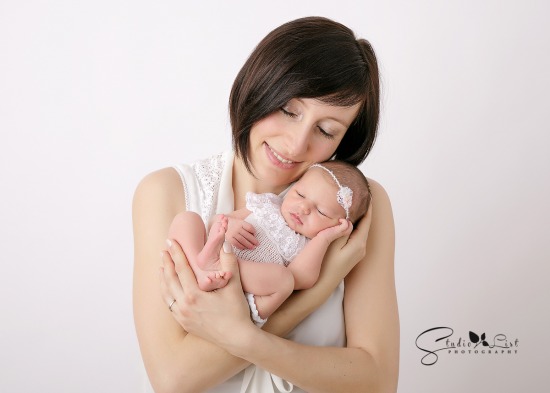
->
xmin=309 ymin=164 xmax=353 ymax=220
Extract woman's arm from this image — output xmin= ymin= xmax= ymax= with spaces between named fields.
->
xmin=133 ymin=169 xmax=247 ymax=393
xmin=288 ymin=219 xmax=352 ymax=289
xmin=343 ymin=179 xmax=399 ymax=392
xmin=167 ymin=179 xmax=399 ymax=393
xmin=133 ymin=168 xmax=370 ymax=393
xmin=226 ymin=180 xmax=399 ymax=393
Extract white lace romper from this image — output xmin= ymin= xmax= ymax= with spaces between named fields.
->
xmin=140 ymin=151 xmax=346 ymax=393
xmin=236 ymin=192 xmax=308 ymax=266
xmin=235 ymin=192 xmax=309 ymax=325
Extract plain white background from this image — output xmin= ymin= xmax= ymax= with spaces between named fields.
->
xmin=1 ymin=1 xmax=548 ymax=392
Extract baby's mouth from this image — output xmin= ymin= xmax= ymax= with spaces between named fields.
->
xmin=290 ymin=213 xmax=303 ymax=225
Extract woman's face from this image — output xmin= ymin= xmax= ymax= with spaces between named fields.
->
xmin=248 ymin=98 xmax=361 ymax=188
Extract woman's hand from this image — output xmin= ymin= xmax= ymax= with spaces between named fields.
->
xmin=316 ymin=218 xmax=353 ymax=244
xmin=265 ymin=206 xmax=373 ymax=337
xmin=159 ymin=238 xmax=256 ymax=351
xmin=323 ymin=205 xmax=373 ymax=278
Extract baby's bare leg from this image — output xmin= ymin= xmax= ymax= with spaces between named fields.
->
xmin=168 ymin=212 xmax=230 ymax=291
xmin=238 ymin=260 xmax=295 ymax=319
xmin=197 ymin=214 xmax=228 ymax=271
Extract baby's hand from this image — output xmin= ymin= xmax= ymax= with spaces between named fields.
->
xmin=317 ymin=219 xmax=352 ymax=244
xmin=226 ymin=217 xmax=258 ymax=250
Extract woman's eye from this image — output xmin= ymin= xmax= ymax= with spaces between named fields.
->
xmin=296 ymin=191 xmax=304 ymax=198
xmin=318 ymin=126 xmax=334 ymax=139
xmin=281 ymin=107 xmax=298 ymax=118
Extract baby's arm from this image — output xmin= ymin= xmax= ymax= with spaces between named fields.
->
xmin=238 ymin=259 xmax=295 ymax=320
xmin=226 ymin=207 xmax=293 ymax=319
xmin=289 ymin=219 xmax=351 ymax=289
xmin=225 ymin=208 xmax=259 ymax=250
xmin=240 ymin=222 xmax=349 ymax=321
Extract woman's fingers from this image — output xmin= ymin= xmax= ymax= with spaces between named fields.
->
xmin=159 ymin=250 xmax=184 ymax=309
xmin=328 ymin=220 xmax=353 ymax=250
xmin=218 ymin=241 xmax=243 ymax=288
xmin=322 ymin=205 xmax=374 ymax=279
xmin=343 ymin=205 xmax=373 ymax=261
xmin=350 ymin=204 xmax=372 ymax=241
xmin=166 ymin=238 xmax=201 ymax=291
xmin=342 ymin=219 xmax=353 ymax=236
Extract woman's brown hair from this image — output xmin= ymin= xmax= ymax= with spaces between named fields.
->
xmin=229 ymin=16 xmax=380 ymax=172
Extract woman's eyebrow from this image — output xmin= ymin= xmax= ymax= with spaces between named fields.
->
xmin=294 ymin=98 xmax=352 ymax=129
xmin=325 ymin=116 xmax=350 ymax=129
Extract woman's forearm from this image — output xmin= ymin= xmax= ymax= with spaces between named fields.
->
xmin=135 ymin=170 xmax=378 ymax=392
xmin=133 ymin=170 xmax=248 ymax=392
xmin=221 ymin=256 xmax=386 ymax=393
xmin=144 ymin=287 xmax=346 ymax=393
xmin=215 ymin=182 xmax=398 ymax=393
xmin=145 ymin=249 xmax=349 ymax=393
xmin=148 ymin=333 xmax=248 ymax=393
xmin=264 ymin=254 xmax=351 ymax=336
xmin=229 ymin=330 xmax=380 ymax=393
xmin=266 ymin=220 xmax=365 ymax=336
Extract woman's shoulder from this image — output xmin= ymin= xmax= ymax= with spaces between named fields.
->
xmin=134 ymin=167 xmax=184 ymax=199
xmin=364 ymin=177 xmax=394 ymax=235
xmin=365 ymin=177 xmax=392 ymax=210
xmin=134 ymin=151 xmax=230 ymax=200
xmin=133 ymin=167 xmax=186 ymax=216
xmin=365 ymin=177 xmax=389 ymax=200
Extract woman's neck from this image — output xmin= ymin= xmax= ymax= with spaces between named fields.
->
xmin=232 ymin=156 xmax=288 ymax=209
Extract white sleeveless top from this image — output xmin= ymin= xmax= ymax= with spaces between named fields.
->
xmin=145 ymin=151 xmax=346 ymax=393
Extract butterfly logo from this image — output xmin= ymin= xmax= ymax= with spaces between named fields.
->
xmin=469 ymin=331 xmax=490 ymax=348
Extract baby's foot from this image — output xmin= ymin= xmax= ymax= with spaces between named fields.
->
xmin=197 ymin=215 xmax=228 ymax=270
xmin=199 ymin=270 xmax=232 ymax=292
xmin=195 ymin=215 xmax=230 ymax=291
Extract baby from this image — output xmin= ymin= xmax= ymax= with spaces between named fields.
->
xmin=168 ymin=160 xmax=371 ymax=325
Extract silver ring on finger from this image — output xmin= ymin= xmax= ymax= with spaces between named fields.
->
xmin=168 ymin=299 xmax=176 ymax=312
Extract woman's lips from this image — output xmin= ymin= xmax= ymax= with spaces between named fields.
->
xmin=264 ymin=143 xmax=298 ymax=169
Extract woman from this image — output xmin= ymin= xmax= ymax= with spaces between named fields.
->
xmin=133 ymin=16 xmax=399 ymax=393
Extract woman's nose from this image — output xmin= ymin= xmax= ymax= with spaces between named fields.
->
xmin=284 ymin=126 xmax=310 ymax=158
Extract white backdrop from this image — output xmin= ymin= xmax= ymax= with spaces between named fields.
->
xmin=1 ymin=1 xmax=548 ymax=392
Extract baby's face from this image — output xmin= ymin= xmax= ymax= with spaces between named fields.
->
xmin=280 ymin=168 xmax=346 ymax=238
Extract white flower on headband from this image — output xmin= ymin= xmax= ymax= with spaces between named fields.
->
xmin=337 ymin=187 xmax=353 ymax=216
xmin=310 ymin=164 xmax=353 ymax=219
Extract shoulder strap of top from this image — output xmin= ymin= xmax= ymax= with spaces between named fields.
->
xmin=173 ymin=151 xmax=234 ymax=226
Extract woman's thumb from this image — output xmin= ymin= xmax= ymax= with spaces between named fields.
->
xmin=220 ymin=241 xmax=241 ymax=283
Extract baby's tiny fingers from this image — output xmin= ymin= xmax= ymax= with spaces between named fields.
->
xmin=242 ymin=222 xmax=256 ymax=234
xmin=240 ymin=230 xmax=258 ymax=246
xmin=236 ymin=233 xmax=256 ymax=249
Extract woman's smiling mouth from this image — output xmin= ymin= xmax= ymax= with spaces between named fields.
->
xmin=265 ymin=143 xmax=297 ymax=166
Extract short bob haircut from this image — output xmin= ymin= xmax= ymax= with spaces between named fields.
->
xmin=230 ymin=16 xmax=380 ymax=172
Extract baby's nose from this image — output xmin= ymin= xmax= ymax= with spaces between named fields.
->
xmin=299 ymin=201 xmax=311 ymax=215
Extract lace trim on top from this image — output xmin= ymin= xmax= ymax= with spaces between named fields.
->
xmin=245 ymin=192 xmax=307 ymax=263
xmin=191 ymin=153 xmax=225 ymax=225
